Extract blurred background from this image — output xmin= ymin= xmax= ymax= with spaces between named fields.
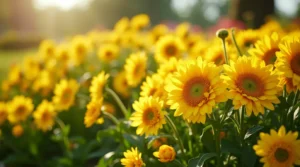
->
xmin=0 ymin=0 xmax=300 ymax=78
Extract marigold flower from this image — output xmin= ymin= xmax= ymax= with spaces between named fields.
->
xmin=153 ymin=145 xmax=176 ymax=163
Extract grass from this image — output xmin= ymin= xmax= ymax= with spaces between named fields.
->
xmin=0 ymin=49 xmax=36 ymax=82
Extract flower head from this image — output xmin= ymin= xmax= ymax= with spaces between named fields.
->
xmin=8 ymin=96 xmax=34 ymax=124
xmin=12 ymin=124 xmax=24 ymax=137
xmin=84 ymin=99 xmax=104 ymax=128
xmin=124 ymin=52 xmax=147 ymax=87
xmin=153 ymin=145 xmax=176 ymax=163
xmin=97 ymin=43 xmax=119 ymax=62
xmin=0 ymin=102 xmax=7 ymax=125
xmin=33 ymin=100 xmax=57 ymax=132
xmin=89 ymin=71 xmax=109 ymax=102
xmin=253 ymin=126 xmax=300 ymax=167
xmin=121 ymin=147 xmax=144 ymax=167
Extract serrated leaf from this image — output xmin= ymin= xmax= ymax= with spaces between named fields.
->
xmin=244 ymin=125 xmax=263 ymax=140
xmin=188 ymin=153 xmax=217 ymax=167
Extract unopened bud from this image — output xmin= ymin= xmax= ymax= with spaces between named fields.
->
xmin=216 ymin=29 xmax=229 ymax=40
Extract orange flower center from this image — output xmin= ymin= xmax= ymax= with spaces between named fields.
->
xmin=213 ymin=54 xmax=224 ymax=65
xmin=183 ymin=77 xmax=210 ymax=107
xmin=76 ymin=45 xmax=86 ymax=55
xmin=274 ymin=147 xmax=289 ymax=163
xmin=165 ymin=44 xmax=177 ymax=57
xmin=236 ymin=73 xmax=264 ymax=97
xmin=62 ymin=88 xmax=72 ymax=103
xmin=290 ymin=52 xmax=300 ymax=75
xmin=263 ymin=48 xmax=279 ymax=65
xmin=142 ymin=107 xmax=158 ymax=125
xmin=105 ymin=50 xmax=113 ymax=58
xmin=16 ymin=105 xmax=26 ymax=116
xmin=41 ymin=111 xmax=51 ymax=122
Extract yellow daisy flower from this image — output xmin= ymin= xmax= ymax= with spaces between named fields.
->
xmin=253 ymin=126 xmax=300 ymax=167
xmin=149 ymin=24 xmax=169 ymax=44
xmin=130 ymin=14 xmax=150 ymax=31
xmin=140 ymin=74 xmax=166 ymax=102
xmin=124 ymin=52 xmax=147 ymax=87
xmin=204 ymin=44 xmax=237 ymax=66
xmin=32 ymin=70 xmax=54 ymax=97
xmin=155 ymin=35 xmax=186 ymax=63
xmin=130 ymin=97 xmax=166 ymax=136
xmin=33 ymin=100 xmax=57 ymax=132
xmin=157 ymin=57 xmax=180 ymax=78
xmin=222 ymin=56 xmax=280 ymax=116
xmin=114 ymin=17 xmax=130 ymax=33
xmin=38 ymin=40 xmax=56 ymax=61
xmin=113 ymin=71 xmax=130 ymax=98
xmin=121 ymin=147 xmax=144 ymax=167
xmin=153 ymin=145 xmax=176 ymax=163
xmin=7 ymin=65 xmax=22 ymax=86
xmin=84 ymin=99 xmax=104 ymax=128
xmin=22 ymin=55 xmax=41 ymax=81
xmin=166 ymin=57 xmax=227 ymax=123
xmin=249 ymin=32 xmax=281 ymax=65
xmin=70 ymin=35 xmax=91 ymax=66
xmin=7 ymin=95 xmax=34 ymax=124
xmin=175 ymin=22 xmax=190 ymax=40
xmin=97 ymin=43 xmax=119 ymax=62
xmin=0 ymin=102 xmax=8 ymax=125
xmin=89 ymin=71 xmax=109 ymax=102
xmin=236 ymin=29 xmax=260 ymax=51
xmin=276 ymin=36 xmax=300 ymax=89
xmin=53 ymin=79 xmax=79 ymax=111
xmin=188 ymin=40 xmax=208 ymax=59
xmin=55 ymin=43 xmax=71 ymax=66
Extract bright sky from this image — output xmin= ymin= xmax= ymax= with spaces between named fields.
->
xmin=34 ymin=0 xmax=90 ymax=10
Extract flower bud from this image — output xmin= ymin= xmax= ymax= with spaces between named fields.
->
xmin=216 ymin=29 xmax=229 ymax=40
xmin=12 ymin=124 xmax=24 ymax=137
xmin=153 ymin=145 xmax=176 ymax=162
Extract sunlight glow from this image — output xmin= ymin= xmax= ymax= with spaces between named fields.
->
xmin=34 ymin=0 xmax=90 ymax=10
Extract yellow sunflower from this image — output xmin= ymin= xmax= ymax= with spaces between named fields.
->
xmin=0 ymin=102 xmax=8 ymax=125
xmin=38 ymin=40 xmax=56 ymax=61
xmin=165 ymin=57 xmax=227 ymax=123
xmin=204 ymin=43 xmax=237 ymax=66
xmin=32 ymin=70 xmax=54 ymax=97
xmin=236 ymin=29 xmax=260 ymax=52
xmin=55 ymin=43 xmax=70 ymax=66
xmin=33 ymin=100 xmax=57 ymax=132
xmin=53 ymin=79 xmax=79 ymax=111
xmin=222 ymin=56 xmax=280 ymax=116
xmin=89 ymin=71 xmax=109 ymax=102
xmin=130 ymin=97 xmax=166 ymax=136
xmin=140 ymin=74 xmax=166 ymax=102
xmin=130 ymin=14 xmax=150 ymax=31
xmin=189 ymin=40 xmax=209 ymax=59
xmin=7 ymin=95 xmax=34 ymax=124
xmin=113 ymin=71 xmax=130 ymax=98
xmin=149 ymin=24 xmax=169 ymax=44
xmin=70 ymin=35 xmax=91 ymax=66
xmin=175 ymin=22 xmax=190 ymax=40
xmin=97 ymin=43 xmax=119 ymax=62
xmin=84 ymin=99 xmax=104 ymax=128
xmin=253 ymin=126 xmax=300 ymax=167
xmin=114 ymin=17 xmax=129 ymax=33
xmin=155 ymin=35 xmax=186 ymax=63
xmin=124 ymin=52 xmax=147 ymax=87
xmin=22 ymin=55 xmax=41 ymax=81
xmin=249 ymin=32 xmax=281 ymax=65
xmin=276 ymin=36 xmax=300 ymax=89
xmin=121 ymin=147 xmax=144 ymax=167
xmin=7 ymin=65 xmax=22 ymax=86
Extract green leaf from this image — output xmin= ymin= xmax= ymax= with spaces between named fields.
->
xmin=244 ymin=125 xmax=263 ymax=140
xmin=188 ymin=153 xmax=217 ymax=167
xmin=200 ymin=125 xmax=215 ymax=152
xmin=97 ymin=127 xmax=119 ymax=142
xmin=241 ymin=145 xmax=257 ymax=167
xmin=221 ymin=139 xmax=241 ymax=155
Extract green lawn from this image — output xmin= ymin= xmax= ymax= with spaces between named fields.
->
xmin=0 ymin=49 xmax=36 ymax=82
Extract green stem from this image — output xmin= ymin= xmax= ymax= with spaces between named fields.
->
xmin=231 ymin=29 xmax=243 ymax=57
xmin=55 ymin=117 xmax=71 ymax=153
xmin=213 ymin=125 xmax=222 ymax=167
xmin=293 ymin=89 xmax=299 ymax=106
xmin=103 ymin=111 xmax=120 ymax=125
xmin=239 ymin=106 xmax=246 ymax=167
xmin=105 ymin=87 xmax=128 ymax=118
xmin=290 ymin=89 xmax=300 ymax=129
xmin=221 ymin=38 xmax=229 ymax=65
xmin=165 ymin=115 xmax=186 ymax=159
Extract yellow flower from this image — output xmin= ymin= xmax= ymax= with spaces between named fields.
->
xmin=222 ymin=56 xmax=280 ymax=116
xmin=155 ymin=35 xmax=186 ymax=63
xmin=249 ymin=32 xmax=281 ymax=65
xmin=8 ymin=96 xmax=33 ymax=124
xmin=70 ymin=35 xmax=91 ymax=66
xmin=114 ymin=17 xmax=130 ymax=33
xmin=55 ymin=43 xmax=70 ymax=66
xmin=33 ymin=100 xmax=57 ymax=132
xmin=124 ymin=52 xmax=147 ymax=87
xmin=12 ymin=124 xmax=24 ymax=137
xmin=153 ymin=145 xmax=176 ymax=163
xmin=89 ymin=71 xmax=109 ymax=102
xmin=7 ymin=65 xmax=22 ymax=86
xmin=32 ymin=70 xmax=54 ymax=97
xmin=140 ymin=74 xmax=166 ymax=101
xmin=204 ymin=43 xmax=237 ymax=66
xmin=38 ymin=40 xmax=56 ymax=61
xmin=236 ymin=29 xmax=260 ymax=51
xmin=53 ymin=79 xmax=79 ymax=111
xmin=84 ymin=99 xmax=104 ymax=128
xmin=157 ymin=57 xmax=180 ymax=78
xmin=152 ymin=137 xmax=168 ymax=149
xmin=97 ymin=43 xmax=119 ymax=62
xmin=175 ymin=22 xmax=190 ymax=39
xmin=101 ymin=102 xmax=116 ymax=115
xmin=149 ymin=24 xmax=169 ymax=44
xmin=189 ymin=40 xmax=208 ymax=59
xmin=113 ymin=71 xmax=130 ymax=98
xmin=22 ymin=55 xmax=41 ymax=81
xmin=0 ymin=102 xmax=8 ymax=125
xmin=278 ymin=76 xmax=298 ymax=94
xmin=253 ymin=126 xmax=300 ymax=167
xmin=121 ymin=147 xmax=144 ymax=167
xmin=130 ymin=97 xmax=166 ymax=136
xmin=130 ymin=14 xmax=150 ymax=31
xmin=166 ymin=57 xmax=227 ymax=123
xmin=276 ymin=36 xmax=300 ymax=89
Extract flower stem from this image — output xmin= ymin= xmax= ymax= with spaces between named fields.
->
xmin=213 ymin=125 xmax=222 ymax=167
xmin=103 ymin=111 xmax=120 ymax=125
xmin=239 ymin=106 xmax=246 ymax=167
xmin=293 ymin=89 xmax=299 ymax=106
xmin=165 ymin=115 xmax=186 ymax=159
xmin=55 ymin=117 xmax=71 ymax=154
xmin=231 ymin=29 xmax=243 ymax=57
xmin=105 ymin=87 xmax=128 ymax=118
xmin=221 ymin=38 xmax=229 ymax=65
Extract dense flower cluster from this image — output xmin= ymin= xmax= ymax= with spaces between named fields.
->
xmin=0 ymin=14 xmax=299 ymax=167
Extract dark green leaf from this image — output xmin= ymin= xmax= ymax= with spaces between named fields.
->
xmin=221 ymin=139 xmax=241 ymax=155
xmin=242 ymin=145 xmax=257 ymax=167
xmin=244 ymin=125 xmax=263 ymax=140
